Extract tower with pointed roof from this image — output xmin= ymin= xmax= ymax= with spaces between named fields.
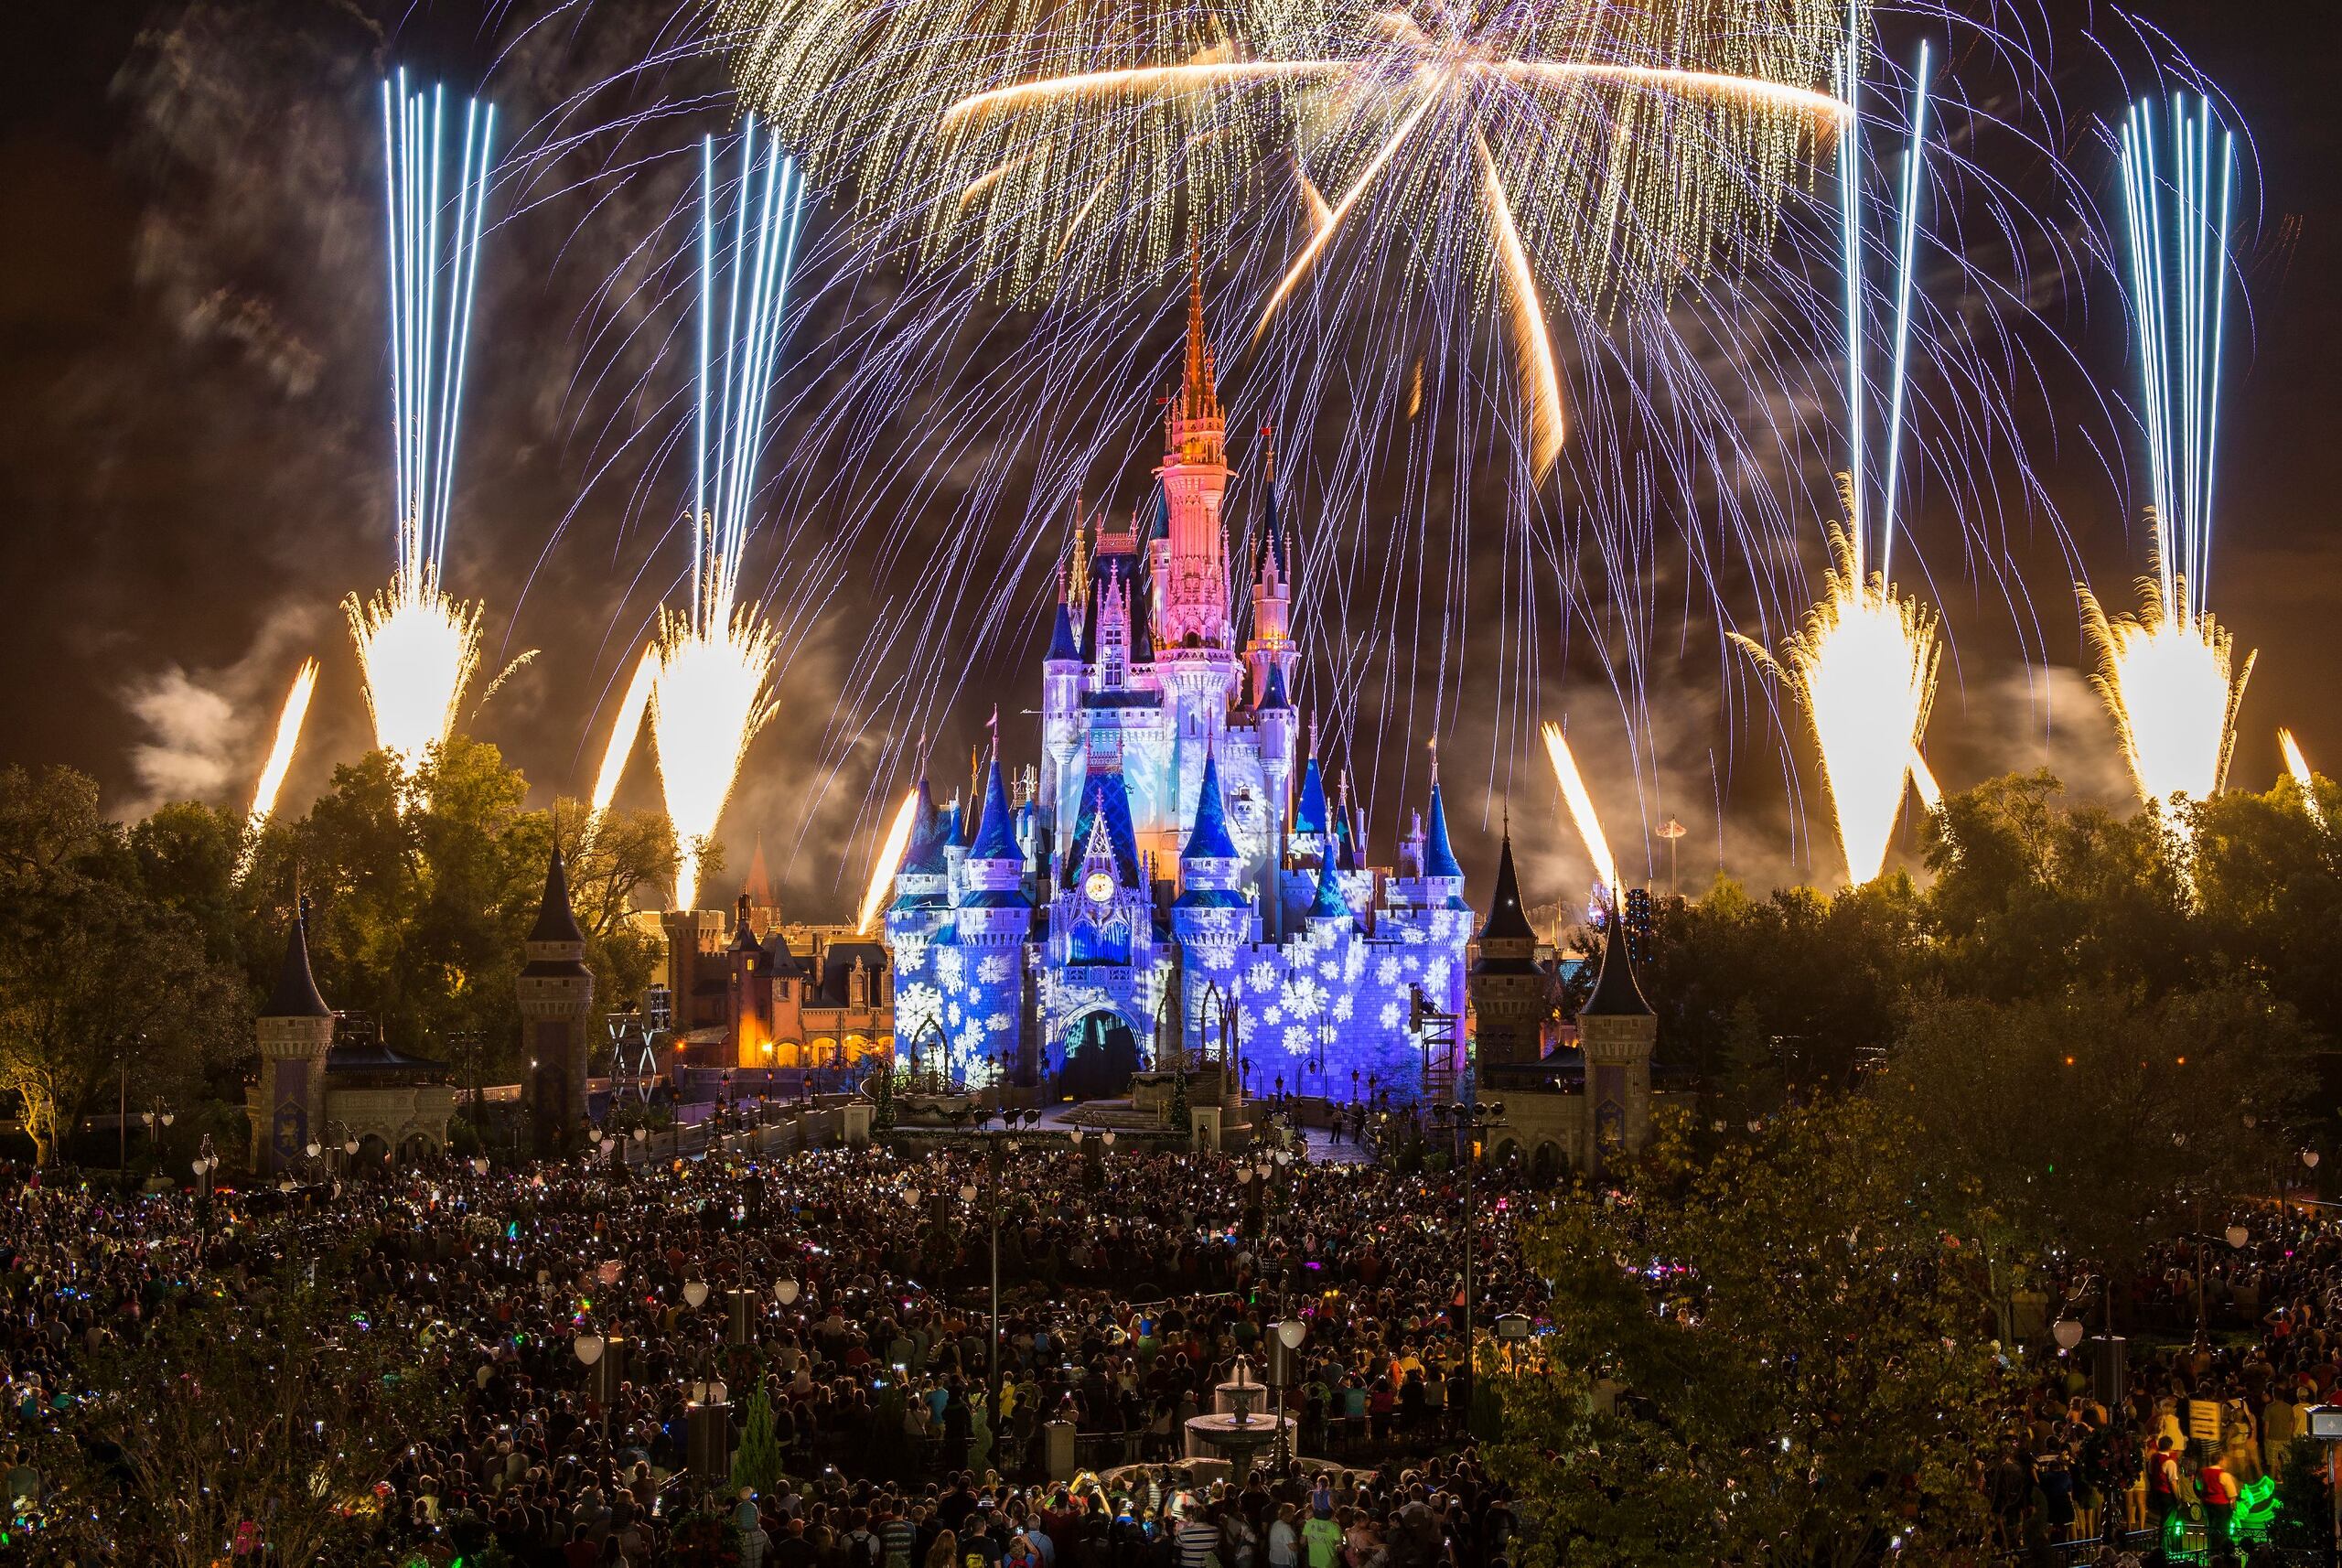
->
xmin=253 ymin=905 xmax=336 ymax=1173
xmin=518 ymin=839 xmax=596 ymax=1153
xmin=1577 ymin=920 xmax=1657 ymax=1172
xmin=1469 ymin=832 xmax=1547 ymax=1068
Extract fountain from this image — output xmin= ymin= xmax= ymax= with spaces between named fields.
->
xmin=1182 ymin=1355 xmax=1295 ymax=1477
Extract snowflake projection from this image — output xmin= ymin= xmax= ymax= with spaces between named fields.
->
xmin=946 ymin=1000 xmax=963 ymax=1028
xmin=954 ymin=1032 xmax=999 ymax=1087
xmin=1280 ymin=973 xmax=1325 ymax=1019
xmin=897 ymin=983 xmax=944 ymax=1036
xmin=1263 ymin=1005 xmax=1284 ymax=1027
xmin=1332 ymin=993 xmax=1355 ymax=1024
xmin=1377 ymin=956 xmax=1401 ymax=987
xmin=1343 ymin=946 xmax=1367 ymax=983
xmin=986 ymin=1011 xmax=1013 ymax=1034
xmin=978 ymin=953 xmax=1014 ymax=986
xmin=1424 ymin=957 xmax=1452 ymax=993
xmin=893 ymin=932 xmax=929 ymax=971
xmin=1380 ymin=1000 xmax=1404 ymax=1030
xmin=1247 ymin=960 xmax=1278 ymax=994
xmin=1317 ymin=959 xmax=1339 ymax=982
xmin=1198 ymin=942 xmax=1237 ymax=972
xmin=934 ymin=948 xmax=964 ymax=992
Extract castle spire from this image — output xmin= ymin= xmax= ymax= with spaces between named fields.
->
xmin=1166 ymin=237 xmax=1224 ymax=466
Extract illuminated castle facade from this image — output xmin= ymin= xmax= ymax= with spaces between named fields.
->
xmin=885 ymin=271 xmax=1473 ymax=1095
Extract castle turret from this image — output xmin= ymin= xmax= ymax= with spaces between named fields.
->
xmin=1577 ymin=922 xmax=1657 ymax=1172
xmin=252 ymin=905 xmax=335 ymax=1174
xmin=519 ymin=841 xmax=596 ymax=1154
xmin=1291 ymin=751 xmax=1331 ymax=867
xmin=1042 ymin=565 xmax=1084 ymax=828
xmin=1469 ymin=833 xmax=1545 ymax=1069
xmin=1243 ymin=438 xmax=1298 ymax=704
xmin=1155 ymin=246 xmax=1232 ymax=651
xmin=728 ymin=894 xmax=776 ymax=1068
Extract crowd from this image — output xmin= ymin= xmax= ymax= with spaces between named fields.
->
xmin=0 ymin=1136 xmax=1544 ymax=1565
xmin=1991 ymin=1209 xmax=2342 ymax=1565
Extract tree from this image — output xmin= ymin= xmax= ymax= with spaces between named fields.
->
xmin=1874 ymin=983 xmax=2315 ymax=1284
xmin=33 ymin=1266 xmax=449 ymax=1566
xmin=1487 ymin=1099 xmax=2005 ymax=1568
xmin=732 ymin=1383 xmax=786 ymax=1498
xmin=0 ymin=767 xmax=245 ymax=1164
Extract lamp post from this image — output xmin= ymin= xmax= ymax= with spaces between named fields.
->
xmin=1429 ymin=1100 xmax=1506 ymax=1421
xmin=962 ymin=1106 xmax=1048 ymax=1406
xmin=1272 ymin=1318 xmax=1305 ymax=1471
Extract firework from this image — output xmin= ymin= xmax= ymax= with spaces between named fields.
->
xmin=719 ymin=0 xmax=1850 ymax=478
xmin=856 ymin=789 xmax=922 ymax=932
xmin=351 ymin=73 xmax=498 ymax=768
xmin=2080 ymin=95 xmax=2252 ymax=813
xmin=1738 ymin=516 xmax=1942 ymax=886
xmin=2280 ymin=729 xmax=2324 ymax=827
xmin=647 ymin=124 xmax=808 ymax=909
xmin=1908 ymin=746 xmax=1943 ymax=813
xmin=235 ymin=659 xmax=320 ymax=882
xmin=588 ymin=643 xmax=660 ymax=820
xmin=1737 ymin=45 xmax=1940 ymax=888
xmin=1539 ymin=720 xmax=1618 ymax=912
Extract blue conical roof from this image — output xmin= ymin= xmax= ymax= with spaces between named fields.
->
xmin=971 ymin=755 xmax=1019 ymax=861
xmin=1423 ymin=779 xmax=1463 ymax=878
xmin=903 ymin=779 xmax=948 ymax=874
xmin=1257 ymin=478 xmax=1286 ymax=580
xmin=1334 ymin=807 xmax=1358 ymax=871
xmin=1308 ymin=851 xmax=1348 ymax=919
xmin=1047 ymin=597 xmax=1080 ymax=661
xmin=1259 ymin=663 xmax=1291 ymax=711
xmin=1182 ymin=751 xmax=1241 ymax=862
xmin=1293 ymin=757 xmax=1328 ymax=835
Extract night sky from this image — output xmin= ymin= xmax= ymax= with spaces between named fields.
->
xmin=0 ymin=0 xmax=2334 ymax=918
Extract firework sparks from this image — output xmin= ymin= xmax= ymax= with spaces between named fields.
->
xmin=2280 ymin=729 xmax=2324 ymax=827
xmin=720 ymin=0 xmax=1850 ymax=478
xmin=856 ymin=789 xmax=922 ymax=932
xmin=1908 ymin=746 xmax=1943 ymax=813
xmin=649 ymin=123 xmax=808 ymax=909
xmin=2081 ymin=95 xmax=2252 ymax=815
xmin=1539 ymin=720 xmax=1618 ymax=912
xmin=1740 ymin=45 xmax=1940 ymax=888
xmin=2081 ymin=573 xmax=2251 ymax=809
xmin=355 ymin=73 xmax=497 ymax=768
xmin=1737 ymin=520 xmax=1941 ymax=887
xmin=589 ymin=643 xmax=660 ymax=821
xmin=235 ymin=659 xmax=319 ymax=882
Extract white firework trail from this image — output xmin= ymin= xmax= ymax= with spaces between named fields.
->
xmin=348 ymin=71 xmax=499 ymax=770
xmin=648 ymin=122 xmax=808 ymax=909
xmin=235 ymin=658 xmax=320 ymax=883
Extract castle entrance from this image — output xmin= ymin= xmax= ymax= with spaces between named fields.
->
xmin=1060 ymin=1009 xmax=1141 ymax=1101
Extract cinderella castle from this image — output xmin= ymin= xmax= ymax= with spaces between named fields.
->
xmin=884 ymin=266 xmax=1475 ymax=1101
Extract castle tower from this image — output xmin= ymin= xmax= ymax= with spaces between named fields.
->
xmin=1577 ymin=923 xmax=1657 ymax=1173
xmin=1243 ymin=439 xmax=1298 ymax=705
xmin=519 ymin=841 xmax=596 ymax=1154
xmin=253 ymin=906 xmax=335 ymax=1174
xmin=1469 ymin=833 xmax=1545 ymax=1068
xmin=727 ymin=894 xmax=776 ymax=1068
xmin=1155 ymin=245 xmax=1232 ymax=652
xmin=1040 ymin=565 xmax=1084 ymax=829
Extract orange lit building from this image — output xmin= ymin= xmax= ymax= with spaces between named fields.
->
xmin=722 ymin=895 xmax=895 ymax=1072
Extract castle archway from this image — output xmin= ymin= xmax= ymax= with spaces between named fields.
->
xmin=1059 ymin=1009 xmax=1141 ymax=1101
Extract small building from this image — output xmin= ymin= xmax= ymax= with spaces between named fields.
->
xmin=1468 ymin=841 xmax=1668 ymax=1179
xmin=721 ymin=896 xmax=895 ymax=1072
xmin=247 ymin=909 xmax=457 ymax=1172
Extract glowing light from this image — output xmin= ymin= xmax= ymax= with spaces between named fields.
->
xmin=236 ymin=659 xmax=319 ymax=882
xmin=2080 ymin=575 xmax=2251 ymax=810
xmin=356 ymin=73 xmax=497 ymax=768
xmin=647 ymin=124 xmax=807 ymax=909
xmin=652 ymin=609 xmax=781 ymax=911
xmin=2081 ymin=95 xmax=2251 ymax=816
xmin=345 ymin=576 xmax=486 ymax=768
xmin=722 ymin=0 xmax=1851 ymax=476
xmin=1539 ymin=721 xmax=1618 ymax=910
xmin=589 ymin=644 xmax=660 ymax=819
xmin=1738 ymin=514 xmax=1942 ymax=888
xmin=1908 ymin=746 xmax=1943 ymax=813
xmin=857 ymin=790 xmax=922 ymax=933
xmin=2280 ymin=728 xmax=2323 ymax=827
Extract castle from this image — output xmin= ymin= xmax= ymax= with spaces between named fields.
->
xmin=882 ymin=265 xmax=1473 ymax=1099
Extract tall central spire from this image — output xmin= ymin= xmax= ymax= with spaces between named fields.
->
xmin=1168 ymin=238 xmax=1224 ymax=465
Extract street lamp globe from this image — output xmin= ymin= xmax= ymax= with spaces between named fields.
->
xmin=306 ymin=1141 xmax=322 ymax=1160
xmin=775 ymin=1278 xmax=801 ymax=1305
xmin=1276 ymin=1320 xmax=1307 ymax=1350
xmin=683 ymin=1281 xmax=711 ymax=1308
xmin=574 ymin=1333 xmax=606 ymax=1366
